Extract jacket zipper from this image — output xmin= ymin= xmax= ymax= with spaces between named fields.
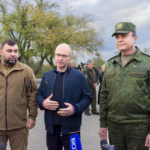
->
xmin=0 ymin=71 xmax=8 ymax=130
xmin=5 ymin=77 xmax=8 ymax=130
xmin=62 ymin=74 xmax=65 ymax=109
xmin=61 ymin=74 xmax=65 ymax=136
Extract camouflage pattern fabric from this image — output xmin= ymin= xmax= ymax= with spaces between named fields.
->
xmin=82 ymin=67 xmax=99 ymax=87
xmin=83 ymin=67 xmax=99 ymax=113
xmin=100 ymin=47 xmax=150 ymax=128
xmin=112 ymin=22 xmax=136 ymax=36
xmin=108 ymin=121 xmax=149 ymax=150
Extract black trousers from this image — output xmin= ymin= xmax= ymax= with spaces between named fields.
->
xmin=0 ymin=141 xmax=6 ymax=150
xmin=46 ymin=125 xmax=80 ymax=150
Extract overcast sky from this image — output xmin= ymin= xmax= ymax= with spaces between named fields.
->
xmin=53 ymin=0 xmax=150 ymax=61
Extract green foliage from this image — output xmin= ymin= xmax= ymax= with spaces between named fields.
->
xmin=93 ymin=57 xmax=105 ymax=70
xmin=0 ymin=1 xmax=37 ymax=64
xmin=27 ymin=58 xmax=51 ymax=78
xmin=36 ymin=64 xmax=52 ymax=78
xmin=0 ymin=0 xmax=103 ymax=75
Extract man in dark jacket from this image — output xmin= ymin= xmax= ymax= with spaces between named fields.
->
xmin=36 ymin=43 xmax=91 ymax=150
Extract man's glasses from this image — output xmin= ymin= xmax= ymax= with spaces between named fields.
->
xmin=55 ymin=53 xmax=70 ymax=58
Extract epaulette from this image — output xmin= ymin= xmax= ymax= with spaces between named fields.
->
xmin=107 ymin=53 xmax=119 ymax=62
xmin=141 ymin=51 xmax=150 ymax=57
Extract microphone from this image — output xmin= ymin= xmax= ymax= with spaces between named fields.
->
xmin=100 ymin=139 xmax=115 ymax=150
xmin=70 ymin=134 xmax=82 ymax=150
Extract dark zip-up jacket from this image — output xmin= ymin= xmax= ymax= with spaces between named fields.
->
xmin=36 ymin=66 xmax=91 ymax=134
xmin=0 ymin=61 xmax=38 ymax=131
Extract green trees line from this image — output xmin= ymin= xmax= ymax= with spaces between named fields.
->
xmin=0 ymin=0 xmax=103 ymax=76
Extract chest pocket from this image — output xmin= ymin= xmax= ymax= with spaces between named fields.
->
xmin=130 ymin=71 xmax=147 ymax=77
xmin=130 ymin=71 xmax=148 ymax=86
xmin=0 ymin=73 xmax=5 ymax=89
xmin=105 ymin=72 xmax=115 ymax=78
xmin=105 ymin=72 xmax=116 ymax=87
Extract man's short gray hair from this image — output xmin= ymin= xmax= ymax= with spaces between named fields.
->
xmin=86 ymin=59 xmax=93 ymax=64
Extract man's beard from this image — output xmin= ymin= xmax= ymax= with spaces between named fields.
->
xmin=4 ymin=59 xmax=17 ymax=65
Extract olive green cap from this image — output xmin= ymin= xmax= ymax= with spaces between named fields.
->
xmin=112 ymin=22 xmax=136 ymax=36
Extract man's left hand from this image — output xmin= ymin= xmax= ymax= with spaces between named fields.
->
xmin=57 ymin=102 xmax=74 ymax=117
xmin=26 ymin=118 xmax=36 ymax=129
xmin=145 ymin=134 xmax=150 ymax=148
xmin=93 ymin=83 xmax=97 ymax=88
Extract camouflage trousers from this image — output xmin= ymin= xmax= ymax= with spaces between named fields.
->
xmin=108 ymin=121 xmax=150 ymax=150
xmin=85 ymin=87 xmax=97 ymax=113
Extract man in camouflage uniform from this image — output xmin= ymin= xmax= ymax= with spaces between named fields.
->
xmin=83 ymin=59 xmax=99 ymax=115
xmin=99 ymin=22 xmax=150 ymax=150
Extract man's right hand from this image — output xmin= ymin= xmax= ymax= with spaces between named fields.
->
xmin=42 ymin=94 xmax=59 ymax=110
xmin=99 ymin=128 xmax=107 ymax=139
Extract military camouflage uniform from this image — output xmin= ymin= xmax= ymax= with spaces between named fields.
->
xmin=100 ymin=47 xmax=150 ymax=150
xmin=83 ymin=67 xmax=99 ymax=114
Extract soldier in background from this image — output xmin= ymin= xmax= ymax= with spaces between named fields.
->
xmin=83 ymin=59 xmax=99 ymax=116
xmin=99 ymin=22 xmax=150 ymax=150
xmin=70 ymin=59 xmax=77 ymax=69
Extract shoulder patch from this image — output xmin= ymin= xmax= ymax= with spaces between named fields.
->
xmin=107 ymin=53 xmax=119 ymax=61
xmin=141 ymin=51 xmax=150 ymax=57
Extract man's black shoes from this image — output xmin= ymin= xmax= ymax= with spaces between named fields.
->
xmin=85 ymin=112 xmax=91 ymax=116
xmin=92 ymin=111 xmax=99 ymax=115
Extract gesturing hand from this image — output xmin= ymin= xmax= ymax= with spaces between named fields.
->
xmin=42 ymin=94 xmax=59 ymax=110
xmin=57 ymin=102 xmax=74 ymax=117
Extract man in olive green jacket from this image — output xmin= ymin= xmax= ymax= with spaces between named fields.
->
xmin=83 ymin=59 xmax=99 ymax=115
xmin=99 ymin=22 xmax=150 ymax=150
xmin=0 ymin=39 xmax=38 ymax=150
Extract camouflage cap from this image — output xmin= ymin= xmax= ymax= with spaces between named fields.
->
xmin=112 ymin=22 xmax=136 ymax=36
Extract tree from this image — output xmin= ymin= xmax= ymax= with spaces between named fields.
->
xmin=0 ymin=0 xmax=37 ymax=64
xmin=93 ymin=57 xmax=105 ymax=70
xmin=0 ymin=0 xmax=103 ymax=75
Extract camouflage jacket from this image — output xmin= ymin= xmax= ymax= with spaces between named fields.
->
xmin=83 ymin=67 xmax=99 ymax=87
xmin=100 ymin=47 xmax=150 ymax=128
